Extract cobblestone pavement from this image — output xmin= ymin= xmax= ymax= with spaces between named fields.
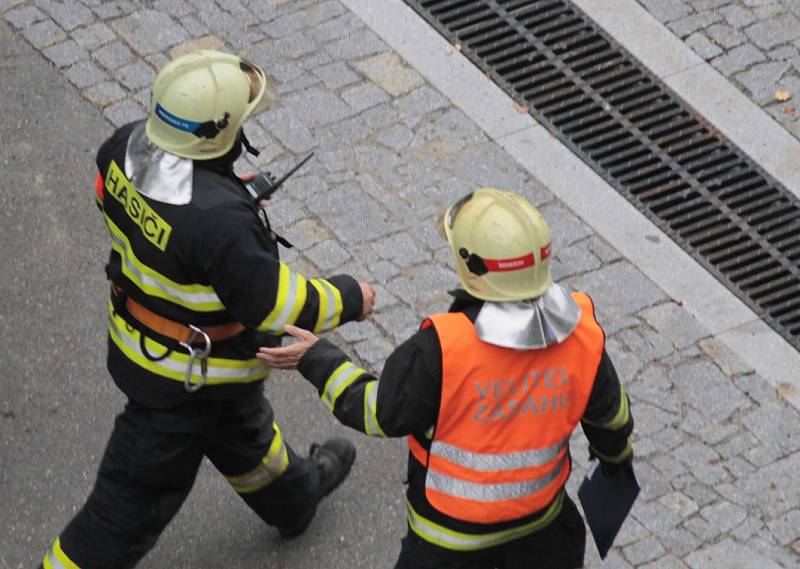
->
xmin=635 ymin=0 xmax=800 ymax=141
xmin=4 ymin=0 xmax=800 ymax=567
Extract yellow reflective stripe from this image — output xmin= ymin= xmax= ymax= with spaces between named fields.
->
xmin=104 ymin=214 xmax=224 ymax=312
xmin=322 ymin=361 xmax=365 ymax=412
xmin=406 ymin=491 xmax=564 ymax=551
xmin=259 ymin=263 xmax=308 ymax=333
xmin=583 ymin=386 xmax=630 ymax=430
xmin=363 ymin=380 xmax=386 ymax=437
xmin=590 ymin=436 xmax=633 ymax=464
xmin=107 ymin=302 xmax=269 ymax=385
xmin=310 ymin=278 xmax=343 ymax=333
xmin=226 ymin=423 xmax=290 ymax=493
xmin=44 ymin=538 xmax=80 ymax=569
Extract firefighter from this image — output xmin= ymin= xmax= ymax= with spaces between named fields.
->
xmin=258 ymin=189 xmax=634 ymax=568
xmin=40 ymin=49 xmax=376 ymax=569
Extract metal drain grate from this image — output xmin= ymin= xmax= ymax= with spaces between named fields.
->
xmin=404 ymin=0 xmax=800 ymax=351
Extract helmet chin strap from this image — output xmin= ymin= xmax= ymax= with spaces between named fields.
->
xmin=240 ymin=129 xmax=260 ymax=157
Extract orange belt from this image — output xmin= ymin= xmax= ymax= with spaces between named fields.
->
xmin=122 ymin=294 xmax=245 ymax=344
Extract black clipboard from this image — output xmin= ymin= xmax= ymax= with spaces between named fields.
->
xmin=577 ymin=459 xmax=640 ymax=559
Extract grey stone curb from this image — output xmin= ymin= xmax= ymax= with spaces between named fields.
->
xmin=341 ymin=0 xmax=800 ymax=412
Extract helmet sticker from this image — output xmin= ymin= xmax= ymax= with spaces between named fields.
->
xmin=155 ymin=103 xmax=229 ymax=140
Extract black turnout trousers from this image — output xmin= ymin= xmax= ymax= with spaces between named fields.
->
xmin=395 ymin=496 xmax=586 ymax=569
xmin=57 ymin=390 xmax=319 ymax=569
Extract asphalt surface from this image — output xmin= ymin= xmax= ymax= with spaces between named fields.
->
xmin=0 ymin=19 xmax=407 ymax=569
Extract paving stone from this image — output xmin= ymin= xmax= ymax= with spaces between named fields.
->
xmin=272 ymin=33 xmax=318 ymax=59
xmin=352 ymin=52 xmax=425 ymax=97
xmin=685 ymin=538 xmax=784 ymax=569
xmin=307 ymin=183 xmax=400 ymax=244
xmin=731 ymin=514 xmax=765 ymax=540
xmin=640 ymin=556 xmax=690 ymax=569
xmin=341 ymin=82 xmax=390 ymax=113
xmin=705 ymin=22 xmax=747 ymax=48
xmin=745 ymin=13 xmax=800 ymax=49
xmin=23 ymin=19 xmax=66 ymax=48
xmin=639 ymin=302 xmax=709 ymax=349
xmin=154 ymin=0 xmax=194 ymax=17
xmin=353 ymin=335 xmax=394 ymax=368
xmin=104 ymin=101 xmax=147 ymax=127
xmin=736 ymin=61 xmax=792 ymax=104
xmin=82 ymin=81 xmax=126 ymax=106
xmin=372 ymin=305 xmax=424 ymax=342
xmin=769 ymin=44 xmax=800 ymax=60
xmin=324 ymin=28 xmax=386 ymax=60
xmin=64 ymin=59 xmax=106 ymax=88
xmin=765 ymin=509 xmax=800 ymax=545
xmin=41 ymin=38 xmax=86 ymax=67
xmin=312 ymin=60 xmax=359 ymax=89
xmin=36 ymin=0 xmax=94 ymax=31
xmin=92 ymin=42 xmax=134 ymax=71
xmin=697 ymin=337 xmax=753 ymax=377
xmin=686 ymin=31 xmax=724 ymax=59
xmin=622 ymin=536 xmax=666 ymax=566
xmin=112 ymin=10 xmax=189 ymax=55
xmin=178 ymin=14 xmax=209 ymax=37
xmin=659 ymin=491 xmax=700 ymax=519
xmin=258 ymin=106 xmax=317 ymax=154
xmin=570 ymin=261 xmax=666 ymax=321
xmin=304 ymin=238 xmax=352 ymax=271
xmin=168 ymin=35 xmax=224 ymax=59
xmin=701 ymin=500 xmax=749 ymax=533
xmin=5 ymin=5 xmax=46 ymax=28
xmin=742 ymin=400 xmax=800 ymax=449
xmin=370 ymin=232 xmax=431 ymax=268
xmin=682 ymin=516 xmax=722 ymax=541
xmin=668 ymin=11 xmax=724 ymax=38
xmin=720 ymin=4 xmax=758 ymax=28
xmin=115 ymin=61 xmax=155 ymax=90
xmin=70 ymin=22 xmax=114 ymax=51
xmin=669 ymin=359 xmax=750 ymax=422
xmin=637 ymin=0 xmax=692 ymax=21
xmin=375 ymin=124 xmax=414 ymax=152
xmin=281 ymin=86 xmax=355 ymax=128
xmin=308 ymin=11 xmax=363 ymax=43
xmin=711 ymin=42 xmax=767 ymax=74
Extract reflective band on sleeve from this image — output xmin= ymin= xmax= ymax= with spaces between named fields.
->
xmin=429 ymin=438 xmax=568 ymax=472
xmin=426 ymin=456 xmax=567 ymax=502
xmin=259 ymin=263 xmax=308 ymax=334
xmin=322 ymin=361 xmax=365 ymax=412
xmin=310 ymin=278 xmax=343 ymax=333
xmin=44 ymin=538 xmax=80 ymax=569
xmin=363 ymin=380 xmax=386 ymax=437
xmin=406 ymin=491 xmax=564 ymax=551
xmin=225 ymin=423 xmax=289 ymax=493
xmin=104 ymin=214 xmax=224 ymax=312
xmin=108 ymin=302 xmax=269 ymax=385
xmin=583 ymin=386 xmax=630 ymax=431
xmin=589 ymin=436 xmax=633 ymax=464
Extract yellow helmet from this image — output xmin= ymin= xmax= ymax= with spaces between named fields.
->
xmin=440 ymin=188 xmax=553 ymax=301
xmin=145 ymin=49 xmax=275 ymax=160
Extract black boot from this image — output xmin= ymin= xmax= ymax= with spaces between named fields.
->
xmin=278 ymin=438 xmax=356 ymax=538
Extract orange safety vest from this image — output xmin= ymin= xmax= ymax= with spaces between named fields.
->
xmin=408 ymin=292 xmax=604 ymax=524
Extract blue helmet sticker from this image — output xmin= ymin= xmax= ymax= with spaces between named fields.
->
xmin=155 ymin=103 xmax=201 ymax=133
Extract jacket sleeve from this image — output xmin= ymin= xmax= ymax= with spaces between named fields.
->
xmin=580 ymin=350 xmax=634 ymax=465
xmin=296 ymin=329 xmax=442 ymax=437
xmin=201 ymin=202 xmax=362 ymax=334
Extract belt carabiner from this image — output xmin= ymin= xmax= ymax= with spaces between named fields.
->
xmin=179 ymin=325 xmax=212 ymax=393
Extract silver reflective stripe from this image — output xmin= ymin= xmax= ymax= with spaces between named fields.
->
xmin=363 ymin=380 xmax=386 ymax=437
xmin=429 ymin=438 xmax=568 ymax=472
xmin=322 ymin=362 xmax=364 ymax=411
xmin=46 ymin=552 xmax=71 ymax=569
xmin=108 ymin=229 xmax=222 ymax=308
xmin=316 ymin=279 xmax=338 ymax=331
xmin=266 ymin=267 xmax=304 ymax=332
xmin=426 ymin=456 xmax=567 ymax=502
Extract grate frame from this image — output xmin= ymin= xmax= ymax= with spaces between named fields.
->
xmin=404 ymin=0 xmax=800 ymax=351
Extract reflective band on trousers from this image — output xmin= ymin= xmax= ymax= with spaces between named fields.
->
xmin=43 ymin=538 xmax=79 ymax=569
xmin=105 ymin=214 xmax=224 ymax=312
xmin=226 ymin=423 xmax=289 ymax=493
xmin=406 ymin=491 xmax=565 ymax=551
xmin=426 ymin=456 xmax=567 ymax=502
xmin=363 ymin=380 xmax=386 ymax=437
xmin=108 ymin=302 xmax=269 ymax=385
xmin=429 ymin=437 xmax=568 ymax=472
xmin=322 ymin=361 xmax=366 ymax=412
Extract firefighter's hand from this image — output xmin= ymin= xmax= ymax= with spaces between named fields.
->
xmin=358 ymin=282 xmax=376 ymax=321
xmin=257 ymin=325 xmax=319 ymax=370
